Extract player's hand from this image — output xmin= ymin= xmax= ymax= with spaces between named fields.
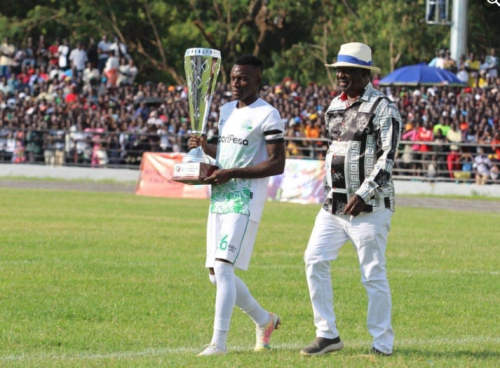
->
xmin=204 ymin=169 xmax=233 ymax=185
xmin=188 ymin=134 xmax=206 ymax=151
xmin=344 ymin=194 xmax=365 ymax=217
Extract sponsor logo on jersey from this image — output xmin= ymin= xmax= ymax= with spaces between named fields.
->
xmin=218 ymin=134 xmax=249 ymax=146
xmin=228 ymin=245 xmax=237 ymax=252
xmin=241 ymin=119 xmax=253 ymax=131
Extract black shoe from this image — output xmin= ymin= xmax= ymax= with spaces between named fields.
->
xmin=371 ymin=347 xmax=392 ymax=356
xmin=300 ymin=337 xmax=344 ymax=356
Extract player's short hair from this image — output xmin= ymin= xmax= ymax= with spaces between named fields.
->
xmin=235 ymin=55 xmax=264 ymax=72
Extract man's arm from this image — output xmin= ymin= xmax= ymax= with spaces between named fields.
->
xmin=345 ymin=103 xmax=401 ymax=216
xmin=204 ymin=142 xmax=286 ymax=185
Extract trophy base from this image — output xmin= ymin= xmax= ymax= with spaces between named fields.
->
xmin=172 ymin=162 xmax=218 ymax=185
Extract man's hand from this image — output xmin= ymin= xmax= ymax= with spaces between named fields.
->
xmin=344 ymin=194 xmax=366 ymax=217
xmin=204 ymin=169 xmax=233 ymax=185
xmin=188 ymin=134 xmax=206 ymax=151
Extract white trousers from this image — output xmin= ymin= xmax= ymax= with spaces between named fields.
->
xmin=304 ymin=208 xmax=394 ymax=354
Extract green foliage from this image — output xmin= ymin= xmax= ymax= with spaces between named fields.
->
xmin=0 ymin=0 xmax=498 ymax=85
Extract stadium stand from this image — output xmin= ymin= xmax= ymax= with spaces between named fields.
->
xmin=0 ymin=39 xmax=499 ymax=184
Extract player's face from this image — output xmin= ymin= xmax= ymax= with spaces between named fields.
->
xmin=336 ymin=67 xmax=367 ymax=96
xmin=230 ymin=64 xmax=261 ymax=105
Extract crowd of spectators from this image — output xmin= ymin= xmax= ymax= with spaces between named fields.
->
xmin=427 ymin=47 xmax=498 ymax=88
xmin=1 ymin=36 xmax=499 ymax=183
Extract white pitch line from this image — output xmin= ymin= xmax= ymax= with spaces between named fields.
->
xmin=1 ymin=337 xmax=499 ymax=362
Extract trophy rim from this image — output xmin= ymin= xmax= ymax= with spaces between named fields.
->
xmin=185 ymin=48 xmax=221 ymax=59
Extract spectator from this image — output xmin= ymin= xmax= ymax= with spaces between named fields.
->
xmin=0 ymin=37 xmax=15 ymax=77
xmin=69 ymin=42 xmax=88 ymax=76
xmin=97 ymin=34 xmax=111 ymax=74
xmin=35 ymin=36 xmax=48 ymax=69
xmin=43 ymin=132 xmax=56 ymax=166
xmin=456 ymin=64 xmax=469 ymax=84
xmin=48 ymin=39 xmax=60 ymax=68
xmin=104 ymin=51 xmax=120 ymax=88
xmin=117 ymin=58 xmax=138 ymax=86
xmin=402 ymin=122 xmax=422 ymax=176
xmin=446 ymin=122 xmax=462 ymax=178
xmin=416 ymin=121 xmax=433 ymax=173
xmin=25 ymin=128 xmax=44 ymax=162
xmin=435 ymin=49 xmax=446 ymax=69
xmin=0 ymin=76 xmax=8 ymax=95
xmin=484 ymin=48 xmax=498 ymax=80
xmin=491 ymin=131 xmax=500 ymax=161
xmin=82 ymin=61 xmax=100 ymax=92
xmin=23 ymin=37 xmax=35 ymax=68
xmin=428 ymin=51 xmax=440 ymax=68
xmin=473 ymin=147 xmax=499 ymax=185
xmin=12 ymin=42 xmax=25 ymax=74
xmin=110 ymin=36 xmax=129 ymax=60
xmin=58 ymin=39 xmax=70 ymax=71
xmin=433 ymin=117 xmax=450 ymax=137
xmin=87 ymin=37 xmax=98 ymax=68
xmin=64 ymin=85 xmax=78 ymax=104
xmin=51 ymin=123 xmax=66 ymax=166
xmin=465 ymin=53 xmax=480 ymax=88
xmin=443 ymin=50 xmax=456 ymax=72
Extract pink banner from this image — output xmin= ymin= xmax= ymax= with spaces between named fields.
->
xmin=135 ymin=153 xmax=210 ymax=199
xmin=136 ymin=153 xmax=325 ymax=204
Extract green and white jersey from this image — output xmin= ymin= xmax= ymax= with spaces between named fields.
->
xmin=210 ymin=98 xmax=284 ymax=223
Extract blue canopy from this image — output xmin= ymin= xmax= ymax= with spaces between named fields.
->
xmin=379 ymin=63 xmax=465 ymax=87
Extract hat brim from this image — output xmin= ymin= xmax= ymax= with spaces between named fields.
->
xmin=324 ymin=61 xmax=380 ymax=73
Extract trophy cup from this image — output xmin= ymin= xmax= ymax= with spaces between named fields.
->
xmin=172 ymin=48 xmax=221 ymax=185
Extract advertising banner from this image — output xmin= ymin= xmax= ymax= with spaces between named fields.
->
xmin=135 ymin=153 xmax=210 ymax=199
xmin=136 ymin=153 xmax=325 ymax=204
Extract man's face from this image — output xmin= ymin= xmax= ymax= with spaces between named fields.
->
xmin=230 ymin=64 xmax=261 ymax=102
xmin=336 ymin=67 xmax=367 ymax=95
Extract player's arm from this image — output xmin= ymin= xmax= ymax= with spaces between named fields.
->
xmin=187 ymin=134 xmax=217 ymax=158
xmin=345 ymin=104 xmax=402 ymax=216
xmin=204 ymin=141 xmax=286 ymax=185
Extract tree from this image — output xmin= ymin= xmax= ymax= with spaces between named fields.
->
xmin=1 ymin=0 xmax=499 ymax=86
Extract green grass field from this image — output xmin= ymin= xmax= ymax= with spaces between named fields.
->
xmin=0 ymin=188 xmax=499 ymax=367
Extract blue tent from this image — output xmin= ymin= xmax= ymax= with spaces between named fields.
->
xmin=379 ymin=63 xmax=465 ymax=87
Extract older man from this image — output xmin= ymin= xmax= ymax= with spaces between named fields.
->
xmin=301 ymin=42 xmax=402 ymax=357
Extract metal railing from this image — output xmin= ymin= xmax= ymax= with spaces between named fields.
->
xmin=0 ymin=129 xmax=191 ymax=170
xmin=284 ymin=138 xmax=500 ymax=185
xmin=1 ymin=130 xmax=499 ymax=185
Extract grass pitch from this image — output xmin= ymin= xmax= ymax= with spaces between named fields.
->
xmin=0 ymin=188 xmax=499 ymax=367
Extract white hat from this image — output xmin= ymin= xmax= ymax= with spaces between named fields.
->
xmin=325 ymin=42 xmax=381 ymax=73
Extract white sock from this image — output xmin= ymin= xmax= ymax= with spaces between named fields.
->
xmin=212 ymin=261 xmax=236 ymax=348
xmin=235 ymin=275 xmax=270 ymax=327
xmin=211 ymin=329 xmax=227 ymax=350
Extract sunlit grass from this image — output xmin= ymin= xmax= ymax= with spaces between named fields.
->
xmin=0 ymin=188 xmax=499 ymax=367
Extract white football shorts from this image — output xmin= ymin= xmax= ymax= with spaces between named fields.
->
xmin=206 ymin=212 xmax=259 ymax=271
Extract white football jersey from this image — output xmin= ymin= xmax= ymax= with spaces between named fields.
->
xmin=210 ymin=98 xmax=284 ymax=223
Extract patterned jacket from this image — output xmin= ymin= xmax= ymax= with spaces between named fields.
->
xmin=323 ymin=82 xmax=402 ymax=215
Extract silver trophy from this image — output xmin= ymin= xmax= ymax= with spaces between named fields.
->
xmin=172 ymin=48 xmax=221 ymax=185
